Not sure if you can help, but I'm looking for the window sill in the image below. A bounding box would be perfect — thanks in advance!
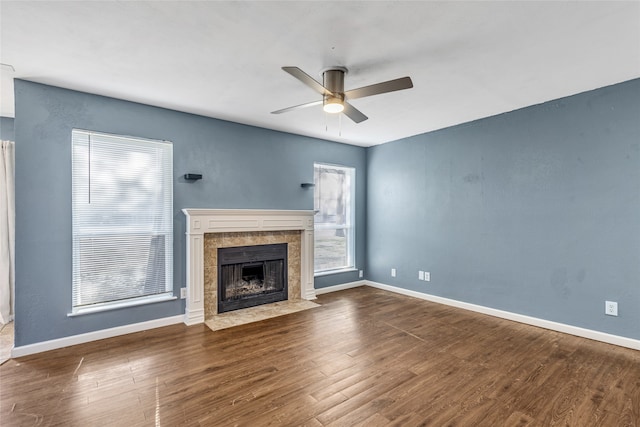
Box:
[314,267,358,277]
[68,294,177,317]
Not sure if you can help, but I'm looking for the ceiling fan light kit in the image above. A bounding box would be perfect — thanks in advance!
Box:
[272,65,413,124]
[323,95,344,113]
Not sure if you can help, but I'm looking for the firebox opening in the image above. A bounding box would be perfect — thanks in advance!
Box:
[242,263,263,284]
[218,243,288,313]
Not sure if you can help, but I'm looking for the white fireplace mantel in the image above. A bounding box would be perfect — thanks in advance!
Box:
[182,209,316,325]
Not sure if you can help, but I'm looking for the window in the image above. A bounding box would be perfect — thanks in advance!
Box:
[71,130,173,314]
[314,163,355,274]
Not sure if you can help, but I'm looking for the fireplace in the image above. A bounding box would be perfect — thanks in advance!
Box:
[218,243,288,313]
[182,209,315,325]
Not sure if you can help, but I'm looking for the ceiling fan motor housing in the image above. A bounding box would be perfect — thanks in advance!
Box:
[322,67,347,109]
[322,67,347,92]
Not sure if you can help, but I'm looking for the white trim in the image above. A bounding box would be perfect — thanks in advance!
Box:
[314,267,358,277]
[184,307,205,326]
[315,280,365,295]
[68,294,176,317]
[11,315,184,358]
[71,129,174,313]
[12,282,639,357]
[313,163,356,274]
[319,280,640,351]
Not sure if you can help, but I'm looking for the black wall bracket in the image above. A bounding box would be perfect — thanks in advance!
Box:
[184,173,203,181]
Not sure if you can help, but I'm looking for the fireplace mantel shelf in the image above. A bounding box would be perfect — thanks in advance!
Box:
[182,209,316,325]
[183,208,314,217]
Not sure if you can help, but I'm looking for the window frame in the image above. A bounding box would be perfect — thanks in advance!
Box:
[70,129,175,316]
[313,162,356,275]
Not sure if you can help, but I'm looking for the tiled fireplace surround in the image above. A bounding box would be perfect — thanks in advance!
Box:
[182,209,316,325]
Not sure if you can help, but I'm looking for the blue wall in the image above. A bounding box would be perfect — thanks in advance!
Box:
[14,77,640,347]
[14,80,366,346]
[0,116,14,141]
[367,78,640,340]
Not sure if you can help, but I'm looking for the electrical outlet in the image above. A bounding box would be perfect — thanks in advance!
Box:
[359,270,363,278]
[424,271,430,282]
[418,271,424,280]
[391,268,396,277]
[180,287,187,299]
[605,301,618,316]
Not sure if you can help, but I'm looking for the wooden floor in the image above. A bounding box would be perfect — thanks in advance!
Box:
[1,287,639,426]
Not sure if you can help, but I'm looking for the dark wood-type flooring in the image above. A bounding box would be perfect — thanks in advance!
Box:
[1,286,639,426]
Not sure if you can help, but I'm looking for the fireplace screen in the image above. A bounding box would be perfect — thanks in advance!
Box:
[218,243,288,313]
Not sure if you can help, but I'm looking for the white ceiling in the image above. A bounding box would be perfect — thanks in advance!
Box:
[1,1,639,147]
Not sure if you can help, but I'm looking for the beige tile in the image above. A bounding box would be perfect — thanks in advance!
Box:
[204,300,319,331]
[203,231,303,319]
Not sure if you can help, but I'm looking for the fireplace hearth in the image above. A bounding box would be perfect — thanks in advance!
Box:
[218,243,288,313]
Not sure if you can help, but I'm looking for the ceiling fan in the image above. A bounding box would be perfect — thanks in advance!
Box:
[271,66,413,123]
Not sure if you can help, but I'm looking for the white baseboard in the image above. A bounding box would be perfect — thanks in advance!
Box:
[11,315,184,358]
[315,280,366,295]
[322,280,640,351]
[12,281,639,357]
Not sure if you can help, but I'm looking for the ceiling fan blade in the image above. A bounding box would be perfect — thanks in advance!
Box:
[271,99,323,115]
[342,102,368,123]
[282,66,333,96]
[344,76,413,100]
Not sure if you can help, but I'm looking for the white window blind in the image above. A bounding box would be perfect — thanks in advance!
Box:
[313,163,355,273]
[72,130,173,313]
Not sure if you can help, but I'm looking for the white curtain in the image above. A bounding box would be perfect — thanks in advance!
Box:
[0,140,15,324]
